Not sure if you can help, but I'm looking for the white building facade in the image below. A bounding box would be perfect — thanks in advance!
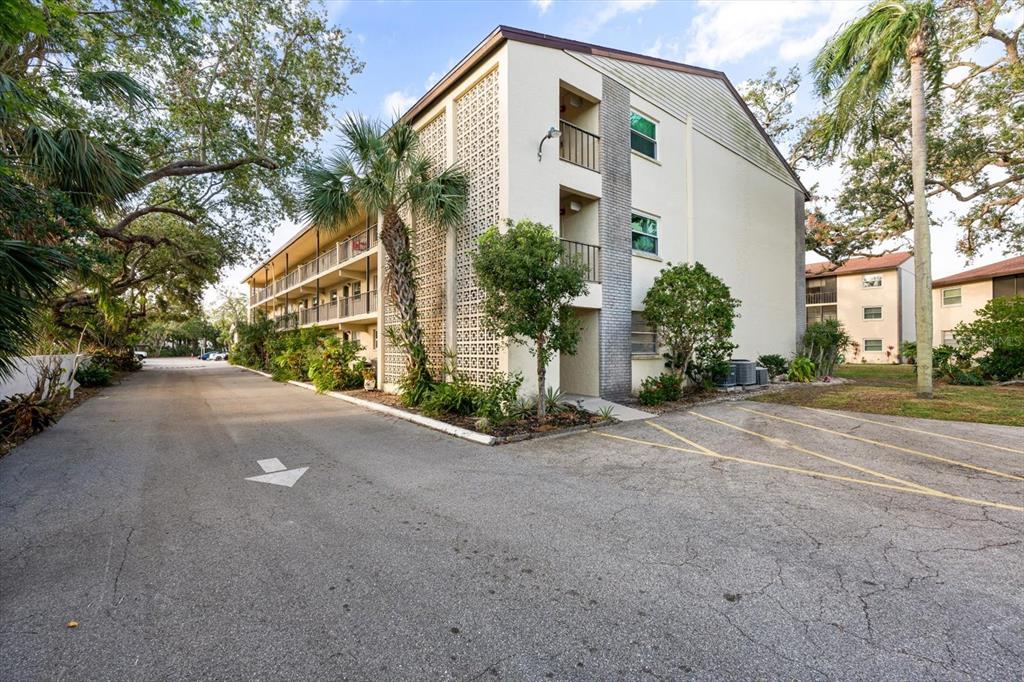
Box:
[245,27,808,399]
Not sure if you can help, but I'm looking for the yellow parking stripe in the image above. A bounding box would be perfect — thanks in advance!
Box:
[800,406,1023,455]
[598,426,1023,513]
[687,411,940,494]
[736,407,1024,482]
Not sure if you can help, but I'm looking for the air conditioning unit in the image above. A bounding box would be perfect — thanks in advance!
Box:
[730,359,757,386]
[755,367,769,386]
[715,363,737,388]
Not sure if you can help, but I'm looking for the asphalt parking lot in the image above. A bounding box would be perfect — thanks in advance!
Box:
[1,360,1021,679]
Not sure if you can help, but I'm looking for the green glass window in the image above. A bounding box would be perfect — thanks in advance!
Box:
[630,113,657,158]
[942,287,962,306]
[864,339,883,352]
[863,306,882,320]
[631,213,658,254]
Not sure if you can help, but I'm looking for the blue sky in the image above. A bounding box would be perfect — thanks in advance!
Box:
[220,0,1008,296]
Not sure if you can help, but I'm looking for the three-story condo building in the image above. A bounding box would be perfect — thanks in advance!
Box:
[243,26,809,399]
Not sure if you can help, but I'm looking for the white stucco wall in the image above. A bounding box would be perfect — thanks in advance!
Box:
[690,132,798,361]
[0,354,83,402]
[834,270,901,363]
[899,259,916,344]
[932,279,992,346]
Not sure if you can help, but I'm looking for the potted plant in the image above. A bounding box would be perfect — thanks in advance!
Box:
[362,366,377,391]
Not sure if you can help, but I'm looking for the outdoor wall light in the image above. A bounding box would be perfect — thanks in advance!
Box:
[537,125,560,161]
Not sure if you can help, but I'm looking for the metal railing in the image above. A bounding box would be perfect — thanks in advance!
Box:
[806,290,837,304]
[296,291,379,327]
[561,239,601,283]
[251,227,378,305]
[559,120,600,172]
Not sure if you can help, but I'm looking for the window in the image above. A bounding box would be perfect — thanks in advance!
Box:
[863,306,882,320]
[993,274,1023,299]
[862,274,882,288]
[806,305,837,326]
[942,330,957,347]
[372,327,378,350]
[942,287,962,306]
[631,312,657,355]
[630,112,657,158]
[864,339,883,352]
[631,213,659,254]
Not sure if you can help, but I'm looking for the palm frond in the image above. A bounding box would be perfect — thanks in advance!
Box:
[0,240,68,380]
[300,153,360,233]
[338,113,384,176]
[77,70,154,108]
[812,0,937,152]
[407,156,469,232]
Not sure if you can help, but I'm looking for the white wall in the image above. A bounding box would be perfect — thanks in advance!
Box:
[835,270,900,363]
[932,279,991,346]
[691,132,798,360]
[0,355,83,402]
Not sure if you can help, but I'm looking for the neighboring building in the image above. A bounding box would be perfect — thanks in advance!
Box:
[931,255,1024,347]
[805,252,915,363]
[243,26,808,398]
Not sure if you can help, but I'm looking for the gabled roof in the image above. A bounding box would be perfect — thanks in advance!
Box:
[401,25,808,198]
[932,255,1024,288]
[806,252,913,278]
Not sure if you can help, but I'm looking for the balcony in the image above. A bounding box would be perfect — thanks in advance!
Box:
[298,291,378,327]
[806,290,837,305]
[561,239,601,283]
[559,120,600,173]
[251,227,378,305]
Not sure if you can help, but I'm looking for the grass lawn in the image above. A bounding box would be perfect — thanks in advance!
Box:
[753,363,1024,427]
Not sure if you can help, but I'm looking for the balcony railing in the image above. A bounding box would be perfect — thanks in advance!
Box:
[297,291,378,327]
[806,290,837,305]
[251,227,378,305]
[561,239,601,283]
[559,120,600,172]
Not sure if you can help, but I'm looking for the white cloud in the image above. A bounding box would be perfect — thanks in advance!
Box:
[381,90,418,119]
[579,0,657,37]
[532,0,553,13]
[658,1,863,68]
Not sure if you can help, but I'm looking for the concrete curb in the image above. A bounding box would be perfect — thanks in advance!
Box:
[235,364,496,446]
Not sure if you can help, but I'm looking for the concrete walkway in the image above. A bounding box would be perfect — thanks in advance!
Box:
[563,393,655,421]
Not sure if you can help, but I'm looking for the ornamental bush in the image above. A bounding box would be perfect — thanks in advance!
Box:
[306,336,365,393]
[953,296,1024,381]
[643,262,740,386]
[800,319,849,377]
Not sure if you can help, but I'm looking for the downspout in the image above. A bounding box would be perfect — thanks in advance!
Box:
[284,253,289,329]
[263,266,268,317]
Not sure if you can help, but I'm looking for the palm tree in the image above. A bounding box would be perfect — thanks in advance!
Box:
[813,0,938,398]
[301,115,468,398]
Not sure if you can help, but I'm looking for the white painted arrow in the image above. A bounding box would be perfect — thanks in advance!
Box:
[246,458,308,487]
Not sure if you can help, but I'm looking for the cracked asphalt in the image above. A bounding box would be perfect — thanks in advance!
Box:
[1,358,1021,680]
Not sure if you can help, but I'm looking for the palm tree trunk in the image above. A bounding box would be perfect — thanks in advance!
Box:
[909,34,933,399]
[380,206,431,385]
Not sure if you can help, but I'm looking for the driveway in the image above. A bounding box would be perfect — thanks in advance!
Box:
[1,359,1021,679]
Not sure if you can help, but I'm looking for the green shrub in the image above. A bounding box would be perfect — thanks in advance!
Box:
[637,373,683,405]
[421,377,481,417]
[757,354,788,377]
[788,356,816,383]
[977,347,1024,382]
[306,336,364,393]
[91,349,142,373]
[800,320,849,377]
[476,372,524,424]
[74,362,112,387]
[900,341,916,364]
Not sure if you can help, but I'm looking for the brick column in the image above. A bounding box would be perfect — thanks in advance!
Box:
[598,76,633,400]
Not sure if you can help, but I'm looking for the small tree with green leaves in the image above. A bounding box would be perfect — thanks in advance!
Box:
[473,220,588,418]
[643,263,740,384]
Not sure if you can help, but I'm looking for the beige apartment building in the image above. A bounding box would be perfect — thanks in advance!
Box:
[931,255,1024,347]
[244,26,808,398]
[805,253,916,363]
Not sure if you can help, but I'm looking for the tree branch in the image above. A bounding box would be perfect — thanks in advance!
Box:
[139,156,278,186]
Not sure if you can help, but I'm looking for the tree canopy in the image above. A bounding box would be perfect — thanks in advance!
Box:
[1,0,361,360]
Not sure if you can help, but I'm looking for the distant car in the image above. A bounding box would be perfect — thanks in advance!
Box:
[134,350,147,360]
[209,351,228,361]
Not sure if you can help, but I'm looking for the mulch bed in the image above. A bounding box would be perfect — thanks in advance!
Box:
[343,389,607,439]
